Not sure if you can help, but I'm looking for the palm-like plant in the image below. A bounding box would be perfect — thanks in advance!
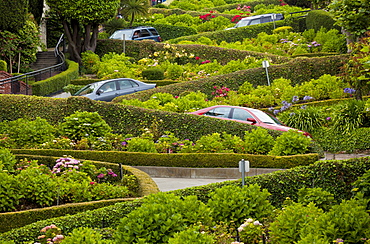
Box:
[120,0,150,28]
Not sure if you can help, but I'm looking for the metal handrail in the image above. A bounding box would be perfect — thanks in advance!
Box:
[0,34,66,95]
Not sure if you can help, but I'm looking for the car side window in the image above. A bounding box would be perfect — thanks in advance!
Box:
[261,16,272,23]
[100,82,116,92]
[249,18,261,25]
[129,80,139,87]
[140,29,151,37]
[232,108,254,121]
[205,107,231,118]
[148,28,158,35]
[118,80,133,89]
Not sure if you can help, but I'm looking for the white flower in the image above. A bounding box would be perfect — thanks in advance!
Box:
[253,220,262,226]
[237,226,244,232]
[246,218,253,223]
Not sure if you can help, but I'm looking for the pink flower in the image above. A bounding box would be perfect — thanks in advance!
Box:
[90,181,96,185]
[195,56,200,60]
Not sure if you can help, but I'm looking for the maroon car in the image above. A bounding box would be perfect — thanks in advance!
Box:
[189,105,311,137]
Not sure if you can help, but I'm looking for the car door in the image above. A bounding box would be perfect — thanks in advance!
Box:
[97,81,118,101]
[117,79,140,96]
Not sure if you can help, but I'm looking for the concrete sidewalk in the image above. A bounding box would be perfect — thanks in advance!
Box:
[152,178,238,192]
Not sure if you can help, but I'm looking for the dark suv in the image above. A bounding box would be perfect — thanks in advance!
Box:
[109,26,162,42]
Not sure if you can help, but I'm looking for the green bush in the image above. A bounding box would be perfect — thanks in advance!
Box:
[297,187,335,211]
[0,148,17,173]
[0,172,21,212]
[81,51,101,74]
[332,99,365,133]
[269,202,323,243]
[305,10,339,32]
[298,199,370,243]
[206,184,274,227]
[241,127,274,154]
[168,225,215,244]
[0,60,7,72]
[0,117,55,149]
[61,227,108,244]
[115,192,212,243]
[142,67,164,80]
[59,111,112,141]
[269,130,312,156]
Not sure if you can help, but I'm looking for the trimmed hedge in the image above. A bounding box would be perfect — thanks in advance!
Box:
[0,198,134,234]
[11,150,320,169]
[171,156,370,206]
[0,95,282,141]
[0,200,143,243]
[305,10,340,32]
[1,156,369,243]
[32,60,79,96]
[114,55,348,102]
[95,39,289,64]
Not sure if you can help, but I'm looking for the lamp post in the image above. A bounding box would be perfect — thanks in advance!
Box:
[272,13,276,29]
[262,60,270,86]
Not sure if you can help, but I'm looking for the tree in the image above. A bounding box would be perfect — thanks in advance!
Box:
[45,0,120,64]
[0,0,28,32]
[120,0,150,28]
[328,0,370,44]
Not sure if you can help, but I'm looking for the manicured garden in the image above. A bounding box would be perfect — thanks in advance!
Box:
[1,0,370,243]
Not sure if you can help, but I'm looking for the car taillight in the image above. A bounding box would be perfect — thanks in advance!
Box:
[158,36,162,42]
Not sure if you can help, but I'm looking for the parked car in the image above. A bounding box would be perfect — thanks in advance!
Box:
[73,78,156,102]
[189,105,311,137]
[109,26,162,42]
[226,13,284,30]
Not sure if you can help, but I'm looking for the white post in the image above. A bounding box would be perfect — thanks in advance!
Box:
[262,60,270,86]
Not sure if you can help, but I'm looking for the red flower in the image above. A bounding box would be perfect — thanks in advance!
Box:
[195,56,200,60]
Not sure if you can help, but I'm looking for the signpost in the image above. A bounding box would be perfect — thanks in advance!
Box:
[262,60,270,86]
[239,159,250,187]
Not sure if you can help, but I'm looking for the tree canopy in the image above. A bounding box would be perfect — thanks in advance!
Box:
[329,0,370,42]
[46,0,120,64]
[0,0,28,32]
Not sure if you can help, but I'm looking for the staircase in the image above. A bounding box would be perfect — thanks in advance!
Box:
[29,51,60,71]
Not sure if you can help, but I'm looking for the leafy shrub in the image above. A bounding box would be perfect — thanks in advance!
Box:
[269,202,323,243]
[237,218,266,244]
[352,169,370,209]
[297,187,335,211]
[241,127,274,154]
[59,111,112,141]
[0,60,7,71]
[0,117,55,148]
[168,225,215,244]
[115,193,212,243]
[165,63,184,80]
[142,67,164,80]
[0,172,21,212]
[206,184,274,227]
[16,163,58,207]
[299,199,370,243]
[81,51,101,74]
[0,148,17,172]
[269,130,312,156]
[62,227,107,244]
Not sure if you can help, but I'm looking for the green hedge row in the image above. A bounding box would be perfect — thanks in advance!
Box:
[305,10,340,32]
[32,60,79,96]
[0,198,133,234]
[167,20,293,44]
[1,156,369,243]
[115,55,348,102]
[95,39,289,64]
[10,150,319,169]
[0,95,281,141]
[0,200,143,243]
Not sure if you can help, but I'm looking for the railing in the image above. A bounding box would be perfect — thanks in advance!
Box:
[0,34,66,95]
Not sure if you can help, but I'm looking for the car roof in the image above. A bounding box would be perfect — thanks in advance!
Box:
[239,13,283,21]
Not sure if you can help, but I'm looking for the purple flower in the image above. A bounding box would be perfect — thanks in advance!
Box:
[343,88,356,94]
[97,173,105,179]
[292,96,299,103]
[121,141,127,146]
[300,105,307,109]
[303,96,313,101]
[326,117,331,120]
[289,112,295,116]
[273,110,280,115]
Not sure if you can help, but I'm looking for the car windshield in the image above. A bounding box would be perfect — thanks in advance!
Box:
[74,83,99,96]
[110,29,133,40]
[250,109,282,125]
[234,18,251,28]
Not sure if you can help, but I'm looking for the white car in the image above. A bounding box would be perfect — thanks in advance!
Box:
[226,13,284,30]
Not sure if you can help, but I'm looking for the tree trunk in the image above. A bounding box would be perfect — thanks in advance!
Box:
[62,19,82,64]
[83,23,99,52]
